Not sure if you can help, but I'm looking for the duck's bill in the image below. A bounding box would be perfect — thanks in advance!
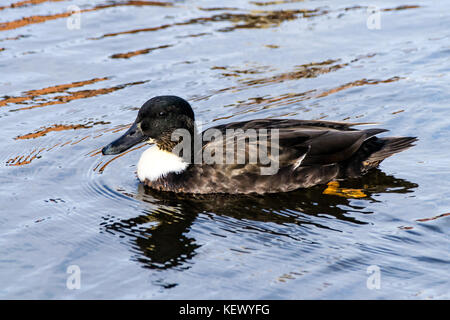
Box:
[102,122,146,155]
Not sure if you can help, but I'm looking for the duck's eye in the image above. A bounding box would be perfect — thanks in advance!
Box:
[159,111,166,117]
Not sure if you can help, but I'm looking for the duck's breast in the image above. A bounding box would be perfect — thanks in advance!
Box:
[137,145,188,182]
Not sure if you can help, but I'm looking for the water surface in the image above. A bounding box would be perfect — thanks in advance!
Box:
[0,0,449,299]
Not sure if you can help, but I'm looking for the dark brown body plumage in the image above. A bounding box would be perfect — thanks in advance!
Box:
[144,119,417,194]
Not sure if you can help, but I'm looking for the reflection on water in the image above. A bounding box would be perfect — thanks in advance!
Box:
[15,121,109,140]
[93,7,325,41]
[111,44,174,59]
[0,0,173,32]
[102,170,417,271]
[10,80,148,112]
[0,77,108,108]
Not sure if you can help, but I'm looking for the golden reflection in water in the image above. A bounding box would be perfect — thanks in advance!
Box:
[382,5,421,12]
[416,212,450,222]
[87,149,103,158]
[0,1,173,32]
[210,75,401,121]
[91,24,172,40]
[90,4,422,41]
[198,7,240,12]
[103,123,132,133]
[176,32,213,38]
[0,0,65,11]
[92,8,325,40]
[0,35,27,42]
[71,136,91,145]
[6,147,45,166]
[211,64,275,77]
[0,10,73,32]
[249,2,421,10]
[24,78,109,96]
[111,44,173,59]
[0,2,421,35]
[10,80,147,112]
[398,212,449,230]
[315,77,402,98]
[15,122,109,140]
[97,144,146,174]
[0,77,108,108]
[6,144,56,166]
[2,77,142,166]
[219,91,315,116]
[239,59,344,86]
[190,50,396,118]
[7,122,132,167]
[250,0,306,6]
[218,9,324,31]
[193,55,375,102]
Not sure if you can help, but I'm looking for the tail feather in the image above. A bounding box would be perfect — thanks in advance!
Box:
[342,136,417,178]
[363,128,389,138]
[366,136,417,163]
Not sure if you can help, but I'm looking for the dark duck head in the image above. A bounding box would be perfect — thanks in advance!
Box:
[102,95,195,155]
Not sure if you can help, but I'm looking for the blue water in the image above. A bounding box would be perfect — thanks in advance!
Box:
[0,0,449,299]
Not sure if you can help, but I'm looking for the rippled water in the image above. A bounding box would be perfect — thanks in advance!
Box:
[0,0,449,299]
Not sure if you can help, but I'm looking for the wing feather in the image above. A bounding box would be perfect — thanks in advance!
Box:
[201,119,387,171]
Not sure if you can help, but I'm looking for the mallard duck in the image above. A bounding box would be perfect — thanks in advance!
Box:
[102,96,416,194]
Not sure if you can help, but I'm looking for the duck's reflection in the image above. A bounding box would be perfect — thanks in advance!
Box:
[101,169,417,270]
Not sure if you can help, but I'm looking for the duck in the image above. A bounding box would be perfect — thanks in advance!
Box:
[102,95,417,194]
